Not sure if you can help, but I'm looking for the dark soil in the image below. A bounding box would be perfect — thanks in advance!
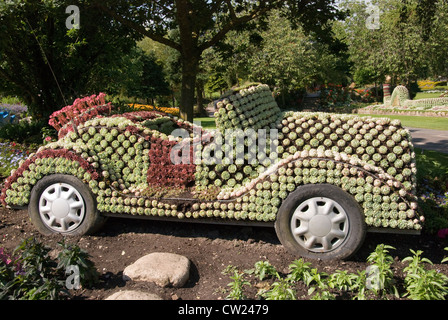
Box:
[1,206,448,301]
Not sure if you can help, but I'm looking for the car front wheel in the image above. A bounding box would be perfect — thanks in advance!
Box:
[275,184,366,260]
[28,174,106,236]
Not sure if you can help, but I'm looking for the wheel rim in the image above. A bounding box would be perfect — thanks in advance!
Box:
[290,197,349,253]
[38,183,86,233]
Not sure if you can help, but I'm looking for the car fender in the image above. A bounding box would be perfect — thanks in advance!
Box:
[0,148,99,208]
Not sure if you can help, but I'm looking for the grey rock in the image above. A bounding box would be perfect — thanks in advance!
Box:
[105,290,163,300]
[123,252,190,288]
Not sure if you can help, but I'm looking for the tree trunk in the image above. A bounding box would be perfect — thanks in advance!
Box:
[196,79,207,117]
[179,63,197,123]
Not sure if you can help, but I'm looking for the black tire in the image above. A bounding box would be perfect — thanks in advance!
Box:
[275,184,366,260]
[28,174,106,236]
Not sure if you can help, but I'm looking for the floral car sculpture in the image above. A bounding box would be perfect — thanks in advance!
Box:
[0,84,423,260]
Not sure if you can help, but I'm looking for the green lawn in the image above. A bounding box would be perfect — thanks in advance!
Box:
[194,117,217,129]
[414,92,446,99]
[415,147,448,169]
[360,114,448,131]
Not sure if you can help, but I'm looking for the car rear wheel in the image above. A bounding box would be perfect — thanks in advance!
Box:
[275,184,366,260]
[29,174,106,236]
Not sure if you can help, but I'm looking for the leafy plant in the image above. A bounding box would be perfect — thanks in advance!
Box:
[0,120,47,144]
[443,248,448,264]
[327,270,359,291]
[0,238,65,300]
[260,278,296,300]
[223,244,448,300]
[351,270,368,300]
[225,269,251,300]
[304,268,334,300]
[252,260,278,280]
[403,249,448,300]
[365,244,399,298]
[57,239,99,288]
[287,258,313,282]
[0,237,98,300]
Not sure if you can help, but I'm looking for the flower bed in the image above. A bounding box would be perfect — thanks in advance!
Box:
[0,103,28,126]
[0,142,32,178]
[131,104,180,117]
[418,80,447,91]
[319,84,353,108]
[358,85,448,117]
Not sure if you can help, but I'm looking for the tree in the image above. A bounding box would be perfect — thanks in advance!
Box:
[247,10,346,97]
[0,0,138,120]
[336,0,447,89]
[198,10,349,108]
[96,0,343,122]
[123,49,171,103]
[425,1,448,77]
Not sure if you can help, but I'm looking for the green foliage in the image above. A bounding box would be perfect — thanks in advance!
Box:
[327,270,360,292]
[366,244,399,298]
[252,261,278,280]
[416,149,448,187]
[417,198,448,235]
[96,1,343,121]
[0,237,98,300]
[0,0,138,120]
[414,148,448,234]
[122,49,171,102]
[286,258,312,282]
[206,9,347,105]
[403,249,448,300]
[222,265,250,300]
[224,244,448,300]
[443,248,448,264]
[0,238,65,300]
[261,278,296,300]
[57,239,99,288]
[0,120,48,144]
[336,0,448,86]
[353,67,378,86]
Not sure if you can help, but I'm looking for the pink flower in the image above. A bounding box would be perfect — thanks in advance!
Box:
[45,136,52,142]
[437,228,448,239]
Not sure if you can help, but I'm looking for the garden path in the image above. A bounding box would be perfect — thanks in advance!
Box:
[408,127,448,154]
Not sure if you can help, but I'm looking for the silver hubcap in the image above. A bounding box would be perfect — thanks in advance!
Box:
[38,183,85,233]
[290,197,349,253]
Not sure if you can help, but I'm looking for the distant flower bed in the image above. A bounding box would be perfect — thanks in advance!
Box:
[418,80,447,91]
[0,103,28,115]
[358,85,448,117]
[319,84,352,108]
[360,104,448,113]
[0,142,33,178]
[131,104,180,117]
[0,103,28,126]
[319,84,379,109]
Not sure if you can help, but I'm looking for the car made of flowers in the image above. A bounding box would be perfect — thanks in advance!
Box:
[0,84,423,260]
